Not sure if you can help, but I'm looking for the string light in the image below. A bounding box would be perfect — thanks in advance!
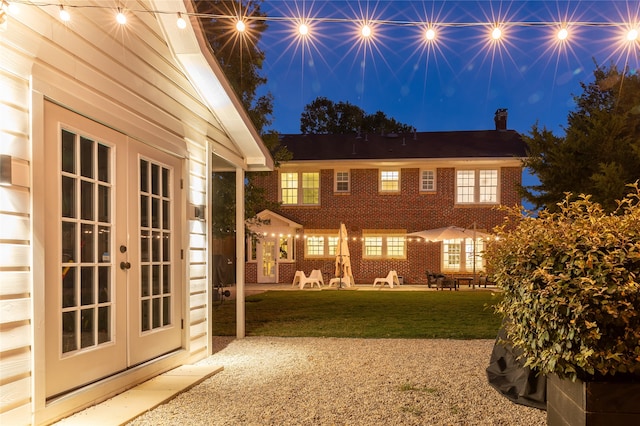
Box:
[176,12,186,29]
[115,8,126,25]
[557,27,569,40]
[2,0,638,54]
[235,18,246,32]
[491,26,502,40]
[425,27,436,41]
[298,22,308,36]
[58,5,69,22]
[361,23,372,38]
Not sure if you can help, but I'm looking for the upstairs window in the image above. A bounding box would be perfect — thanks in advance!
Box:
[380,170,400,192]
[280,171,320,205]
[335,171,350,193]
[456,169,498,204]
[421,169,436,192]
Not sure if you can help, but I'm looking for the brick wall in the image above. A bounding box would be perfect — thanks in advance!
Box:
[251,165,522,284]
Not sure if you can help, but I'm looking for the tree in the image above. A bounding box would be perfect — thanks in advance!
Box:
[522,63,640,212]
[300,97,415,135]
[196,1,290,238]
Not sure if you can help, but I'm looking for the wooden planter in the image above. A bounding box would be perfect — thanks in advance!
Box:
[547,374,640,425]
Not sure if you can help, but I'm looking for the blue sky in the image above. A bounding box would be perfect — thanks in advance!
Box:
[256,1,639,137]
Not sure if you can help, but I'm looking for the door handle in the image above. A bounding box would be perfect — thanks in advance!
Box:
[120,261,131,270]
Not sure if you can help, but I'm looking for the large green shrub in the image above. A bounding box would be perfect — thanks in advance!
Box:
[486,187,640,380]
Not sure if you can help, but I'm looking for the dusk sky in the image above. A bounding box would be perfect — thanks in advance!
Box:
[254,1,640,137]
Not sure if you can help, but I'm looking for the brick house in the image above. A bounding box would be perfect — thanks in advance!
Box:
[247,111,527,285]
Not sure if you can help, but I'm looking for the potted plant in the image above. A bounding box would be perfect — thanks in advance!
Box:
[485,187,640,425]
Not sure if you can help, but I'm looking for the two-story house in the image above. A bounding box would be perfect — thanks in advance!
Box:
[247,111,526,285]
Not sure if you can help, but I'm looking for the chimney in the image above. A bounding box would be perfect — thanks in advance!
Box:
[494,108,508,131]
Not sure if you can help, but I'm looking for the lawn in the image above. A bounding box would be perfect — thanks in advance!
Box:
[212,290,503,339]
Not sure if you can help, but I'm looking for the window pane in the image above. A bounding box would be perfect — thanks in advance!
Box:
[421,170,435,191]
[80,137,94,179]
[380,171,399,192]
[387,237,405,258]
[98,266,110,303]
[336,171,349,192]
[81,266,94,305]
[456,170,475,203]
[151,163,160,195]
[81,224,94,263]
[140,160,149,193]
[280,172,298,204]
[98,185,110,223]
[98,143,110,183]
[443,239,461,269]
[62,130,76,174]
[279,237,288,260]
[80,181,94,221]
[98,306,110,344]
[365,236,382,257]
[479,170,498,203]
[306,236,324,256]
[62,266,76,308]
[302,172,319,204]
[80,308,94,348]
[62,176,76,218]
[162,296,171,326]
[62,311,77,353]
[62,221,76,263]
[328,236,339,256]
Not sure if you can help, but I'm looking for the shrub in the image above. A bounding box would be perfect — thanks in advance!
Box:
[485,186,640,380]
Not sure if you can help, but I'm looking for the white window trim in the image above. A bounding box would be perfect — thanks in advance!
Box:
[455,169,500,205]
[379,169,401,193]
[363,232,407,260]
[334,170,350,193]
[420,169,436,192]
[304,233,338,259]
[280,171,320,205]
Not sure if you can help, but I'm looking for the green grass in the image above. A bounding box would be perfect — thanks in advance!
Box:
[212,290,502,339]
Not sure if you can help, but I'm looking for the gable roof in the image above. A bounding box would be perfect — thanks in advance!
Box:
[279,130,527,161]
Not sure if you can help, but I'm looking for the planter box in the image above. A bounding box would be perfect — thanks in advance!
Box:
[547,374,640,425]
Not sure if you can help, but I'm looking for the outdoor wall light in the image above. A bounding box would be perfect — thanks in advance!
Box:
[0,155,12,186]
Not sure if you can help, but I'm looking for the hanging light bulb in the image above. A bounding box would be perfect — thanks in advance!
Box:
[627,28,639,41]
[491,26,502,40]
[361,23,372,38]
[425,27,436,41]
[236,19,246,32]
[557,27,569,40]
[298,22,309,36]
[116,8,126,25]
[59,5,70,22]
[176,12,186,29]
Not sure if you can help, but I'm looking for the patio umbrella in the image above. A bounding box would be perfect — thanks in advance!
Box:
[407,225,489,242]
[334,223,354,288]
[408,225,490,285]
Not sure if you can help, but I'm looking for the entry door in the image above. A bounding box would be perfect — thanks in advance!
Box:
[44,102,183,398]
[257,239,277,283]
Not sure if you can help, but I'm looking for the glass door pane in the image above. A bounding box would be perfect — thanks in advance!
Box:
[60,129,113,354]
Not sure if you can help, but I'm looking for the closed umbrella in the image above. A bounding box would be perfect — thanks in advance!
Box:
[334,223,354,288]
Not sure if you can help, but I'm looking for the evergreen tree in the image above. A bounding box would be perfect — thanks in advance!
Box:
[522,63,640,212]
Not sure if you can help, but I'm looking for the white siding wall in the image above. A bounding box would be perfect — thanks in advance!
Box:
[0,66,32,425]
[0,1,255,423]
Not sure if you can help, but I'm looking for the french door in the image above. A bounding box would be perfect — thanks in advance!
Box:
[256,239,277,283]
[44,102,183,398]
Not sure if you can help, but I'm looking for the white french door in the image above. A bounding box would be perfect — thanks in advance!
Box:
[44,102,183,398]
